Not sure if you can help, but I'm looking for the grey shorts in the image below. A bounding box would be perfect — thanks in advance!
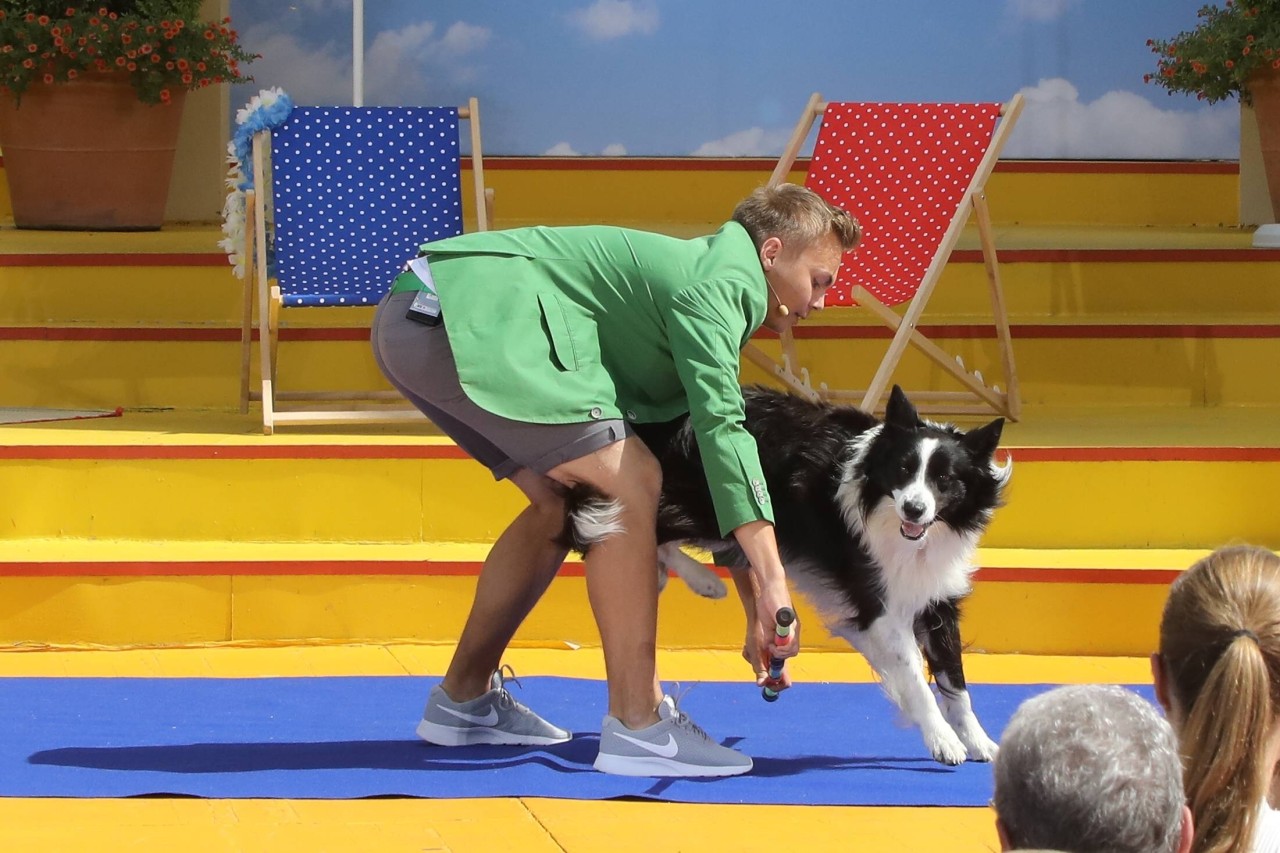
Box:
[371,290,632,481]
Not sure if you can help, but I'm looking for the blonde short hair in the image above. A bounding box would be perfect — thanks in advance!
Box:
[731,183,861,254]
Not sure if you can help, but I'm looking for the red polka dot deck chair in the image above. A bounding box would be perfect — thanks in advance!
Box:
[236,99,492,434]
[743,93,1025,420]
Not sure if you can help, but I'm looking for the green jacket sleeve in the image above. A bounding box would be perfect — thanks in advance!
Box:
[666,281,775,536]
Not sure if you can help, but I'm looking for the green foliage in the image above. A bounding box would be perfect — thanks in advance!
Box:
[1147,0,1280,105]
[0,1,256,104]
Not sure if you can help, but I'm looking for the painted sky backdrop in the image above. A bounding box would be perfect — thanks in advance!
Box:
[229,0,1241,159]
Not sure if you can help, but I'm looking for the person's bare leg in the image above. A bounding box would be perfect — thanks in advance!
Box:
[441,467,568,701]
[550,436,664,729]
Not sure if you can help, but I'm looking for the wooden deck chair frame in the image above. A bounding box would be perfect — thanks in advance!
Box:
[237,98,494,434]
[743,92,1025,421]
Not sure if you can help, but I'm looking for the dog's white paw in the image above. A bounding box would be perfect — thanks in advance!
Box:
[659,545,727,599]
[963,731,999,763]
[924,727,969,766]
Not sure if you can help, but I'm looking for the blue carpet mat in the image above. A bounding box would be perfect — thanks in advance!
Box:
[1,676,1153,805]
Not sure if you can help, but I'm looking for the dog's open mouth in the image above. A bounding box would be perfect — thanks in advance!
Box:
[900,520,932,541]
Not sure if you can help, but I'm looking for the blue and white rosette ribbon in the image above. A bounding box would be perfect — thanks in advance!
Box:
[219,87,294,278]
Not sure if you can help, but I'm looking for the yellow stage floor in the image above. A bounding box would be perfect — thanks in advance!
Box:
[0,644,1151,852]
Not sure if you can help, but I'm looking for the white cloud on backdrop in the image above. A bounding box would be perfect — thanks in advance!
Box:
[1006,0,1080,22]
[690,78,1237,160]
[241,18,490,105]
[567,0,660,40]
[543,142,631,156]
[691,126,797,157]
[1005,77,1238,159]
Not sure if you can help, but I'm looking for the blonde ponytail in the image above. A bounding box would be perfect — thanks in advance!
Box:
[1159,546,1280,853]
[1177,634,1270,853]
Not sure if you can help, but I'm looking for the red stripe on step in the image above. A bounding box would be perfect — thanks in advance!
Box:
[1003,447,1280,463]
[1,445,1276,463]
[6,323,1280,343]
[782,324,1280,340]
[0,445,470,461]
[974,567,1182,584]
[952,248,1280,263]
[0,561,1180,582]
[0,327,372,342]
[0,253,226,267]
[0,560,586,578]
[2,246,1273,270]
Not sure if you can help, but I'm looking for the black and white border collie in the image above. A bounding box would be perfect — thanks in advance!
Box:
[565,384,1011,766]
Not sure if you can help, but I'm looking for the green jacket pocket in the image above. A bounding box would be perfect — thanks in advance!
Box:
[538,292,579,372]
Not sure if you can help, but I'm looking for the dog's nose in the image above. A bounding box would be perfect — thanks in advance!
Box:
[902,499,927,520]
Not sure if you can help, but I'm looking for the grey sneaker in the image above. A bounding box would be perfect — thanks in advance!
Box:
[593,694,753,777]
[415,666,571,747]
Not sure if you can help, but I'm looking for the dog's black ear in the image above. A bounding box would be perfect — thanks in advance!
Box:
[962,417,1004,459]
[884,385,920,430]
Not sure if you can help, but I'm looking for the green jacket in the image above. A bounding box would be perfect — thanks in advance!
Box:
[390,221,773,535]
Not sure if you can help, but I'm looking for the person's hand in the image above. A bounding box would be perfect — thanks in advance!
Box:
[730,521,799,693]
[751,581,799,693]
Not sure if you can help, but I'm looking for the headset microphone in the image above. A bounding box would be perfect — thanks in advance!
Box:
[767,282,789,317]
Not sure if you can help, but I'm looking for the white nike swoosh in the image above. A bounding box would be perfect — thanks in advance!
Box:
[439,705,499,726]
[612,731,679,758]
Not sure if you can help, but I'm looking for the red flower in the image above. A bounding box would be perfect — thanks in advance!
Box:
[67,68,77,78]
[42,73,53,83]
[1226,59,1235,68]
[114,55,126,66]
[37,15,50,25]
[159,89,171,103]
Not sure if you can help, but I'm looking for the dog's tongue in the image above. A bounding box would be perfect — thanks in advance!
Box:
[901,521,926,540]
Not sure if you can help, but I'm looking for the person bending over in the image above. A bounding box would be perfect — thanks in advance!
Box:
[371,183,861,777]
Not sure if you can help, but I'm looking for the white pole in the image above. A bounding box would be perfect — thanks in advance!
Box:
[352,0,365,107]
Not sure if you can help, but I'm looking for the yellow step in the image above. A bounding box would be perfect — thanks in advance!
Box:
[3,224,1273,327]
[0,539,1185,653]
[1,408,1277,550]
[3,322,1279,410]
[0,157,1243,230]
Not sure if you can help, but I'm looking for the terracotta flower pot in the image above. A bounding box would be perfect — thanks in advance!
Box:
[0,73,187,231]
[1250,65,1280,221]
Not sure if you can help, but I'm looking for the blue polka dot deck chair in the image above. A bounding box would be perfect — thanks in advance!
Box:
[742,93,1024,421]
[237,99,492,434]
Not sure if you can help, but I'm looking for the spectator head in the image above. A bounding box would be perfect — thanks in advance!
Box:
[1154,544,1280,853]
[993,684,1192,853]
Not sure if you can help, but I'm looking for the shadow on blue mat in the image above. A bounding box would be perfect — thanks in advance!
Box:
[3,675,1153,805]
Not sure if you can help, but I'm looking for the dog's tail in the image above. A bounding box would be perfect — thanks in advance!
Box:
[559,484,625,555]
